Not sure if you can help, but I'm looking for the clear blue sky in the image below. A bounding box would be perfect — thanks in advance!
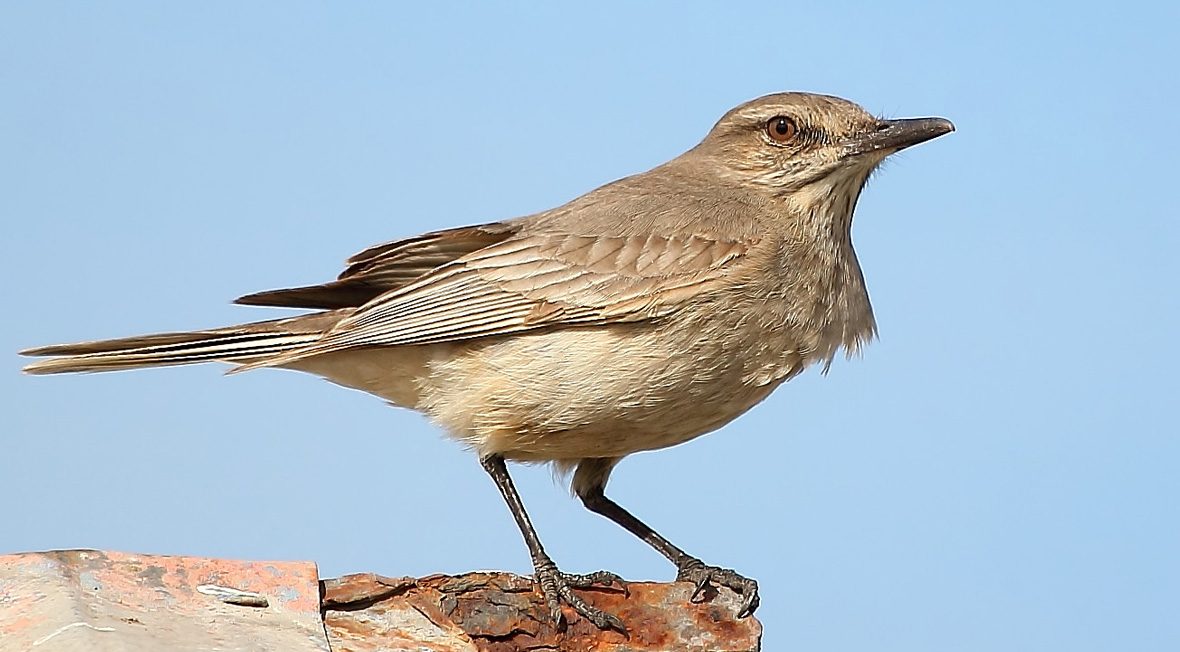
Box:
[3,3,1176,650]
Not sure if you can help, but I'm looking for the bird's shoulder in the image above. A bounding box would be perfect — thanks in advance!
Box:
[519,162,774,242]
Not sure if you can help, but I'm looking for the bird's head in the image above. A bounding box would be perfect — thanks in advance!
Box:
[693,92,953,195]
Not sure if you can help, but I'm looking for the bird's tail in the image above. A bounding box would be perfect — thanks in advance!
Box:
[20,311,347,375]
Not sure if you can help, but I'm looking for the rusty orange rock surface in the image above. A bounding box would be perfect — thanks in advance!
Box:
[0,550,761,651]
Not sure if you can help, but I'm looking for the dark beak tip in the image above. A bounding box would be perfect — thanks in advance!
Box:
[900,116,955,137]
[891,116,955,148]
[847,115,954,158]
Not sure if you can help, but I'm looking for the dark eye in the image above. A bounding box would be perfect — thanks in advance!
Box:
[766,115,797,143]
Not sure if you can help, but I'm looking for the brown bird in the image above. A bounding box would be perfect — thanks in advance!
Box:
[22,92,953,632]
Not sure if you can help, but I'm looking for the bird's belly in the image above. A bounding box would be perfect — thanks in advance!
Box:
[417,317,803,461]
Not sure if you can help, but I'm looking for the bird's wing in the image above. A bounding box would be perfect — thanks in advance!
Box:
[237,231,752,369]
[235,222,519,309]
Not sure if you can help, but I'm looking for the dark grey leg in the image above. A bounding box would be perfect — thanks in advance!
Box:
[480,454,627,632]
[575,460,759,617]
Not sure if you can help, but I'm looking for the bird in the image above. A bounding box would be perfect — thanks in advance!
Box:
[21,91,953,632]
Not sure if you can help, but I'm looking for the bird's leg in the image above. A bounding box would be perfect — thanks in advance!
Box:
[479,454,627,632]
[577,483,760,617]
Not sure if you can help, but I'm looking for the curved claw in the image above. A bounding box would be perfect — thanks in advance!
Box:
[565,570,630,597]
[689,573,711,603]
[533,562,629,635]
[736,588,760,619]
[676,558,760,618]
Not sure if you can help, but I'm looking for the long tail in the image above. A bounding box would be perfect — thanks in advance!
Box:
[20,310,349,375]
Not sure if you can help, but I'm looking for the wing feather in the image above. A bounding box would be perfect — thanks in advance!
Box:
[235,223,518,309]
[236,232,753,370]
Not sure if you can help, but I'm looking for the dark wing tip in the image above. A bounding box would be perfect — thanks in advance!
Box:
[19,344,55,357]
[235,283,381,310]
[234,289,301,307]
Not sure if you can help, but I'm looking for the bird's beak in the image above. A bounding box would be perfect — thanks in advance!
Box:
[843,117,954,158]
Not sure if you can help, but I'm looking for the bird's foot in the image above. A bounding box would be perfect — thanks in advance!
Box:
[533,559,628,633]
[675,557,760,617]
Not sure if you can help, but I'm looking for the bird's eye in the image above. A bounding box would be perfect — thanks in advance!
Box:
[766,116,797,143]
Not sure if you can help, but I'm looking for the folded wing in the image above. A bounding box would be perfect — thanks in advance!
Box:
[237,231,752,370]
[236,222,518,309]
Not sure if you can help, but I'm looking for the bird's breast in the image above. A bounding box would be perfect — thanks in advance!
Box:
[414,293,821,461]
